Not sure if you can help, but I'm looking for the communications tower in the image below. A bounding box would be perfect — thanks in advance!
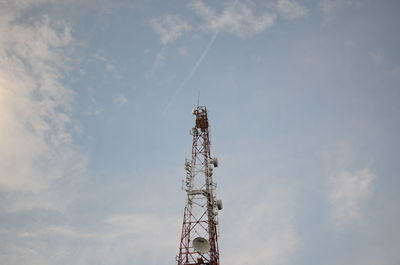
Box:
[176,106,222,265]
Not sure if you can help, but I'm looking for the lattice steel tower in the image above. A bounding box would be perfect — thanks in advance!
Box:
[176,106,222,265]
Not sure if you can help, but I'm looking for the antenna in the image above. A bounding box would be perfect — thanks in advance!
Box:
[176,106,222,265]
[197,91,200,107]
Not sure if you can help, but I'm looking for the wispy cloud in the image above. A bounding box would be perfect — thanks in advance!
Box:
[83,97,102,116]
[320,0,366,23]
[163,0,278,112]
[113,94,128,105]
[94,53,121,79]
[163,31,218,114]
[149,14,192,45]
[320,0,336,22]
[329,168,375,227]
[145,46,166,79]
[385,66,400,79]
[4,214,180,265]
[178,47,188,56]
[147,14,191,78]
[368,50,384,66]
[223,188,298,265]
[152,48,166,69]
[276,0,309,20]
[105,63,121,79]
[189,0,276,38]
[0,7,86,211]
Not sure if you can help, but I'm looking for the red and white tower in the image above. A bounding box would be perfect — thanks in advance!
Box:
[177,106,222,265]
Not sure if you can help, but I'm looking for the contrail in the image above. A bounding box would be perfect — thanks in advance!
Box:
[163,31,218,114]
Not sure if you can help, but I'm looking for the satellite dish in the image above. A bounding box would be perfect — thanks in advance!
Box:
[193,237,210,253]
[216,199,223,210]
[212,157,218,167]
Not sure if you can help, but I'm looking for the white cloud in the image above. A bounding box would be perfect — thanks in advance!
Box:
[149,14,192,45]
[0,7,86,210]
[189,0,276,38]
[329,168,375,227]
[277,0,309,20]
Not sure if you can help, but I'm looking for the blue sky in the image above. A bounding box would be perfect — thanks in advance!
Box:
[1,0,399,264]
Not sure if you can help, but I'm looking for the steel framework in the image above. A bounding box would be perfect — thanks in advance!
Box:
[177,106,221,265]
